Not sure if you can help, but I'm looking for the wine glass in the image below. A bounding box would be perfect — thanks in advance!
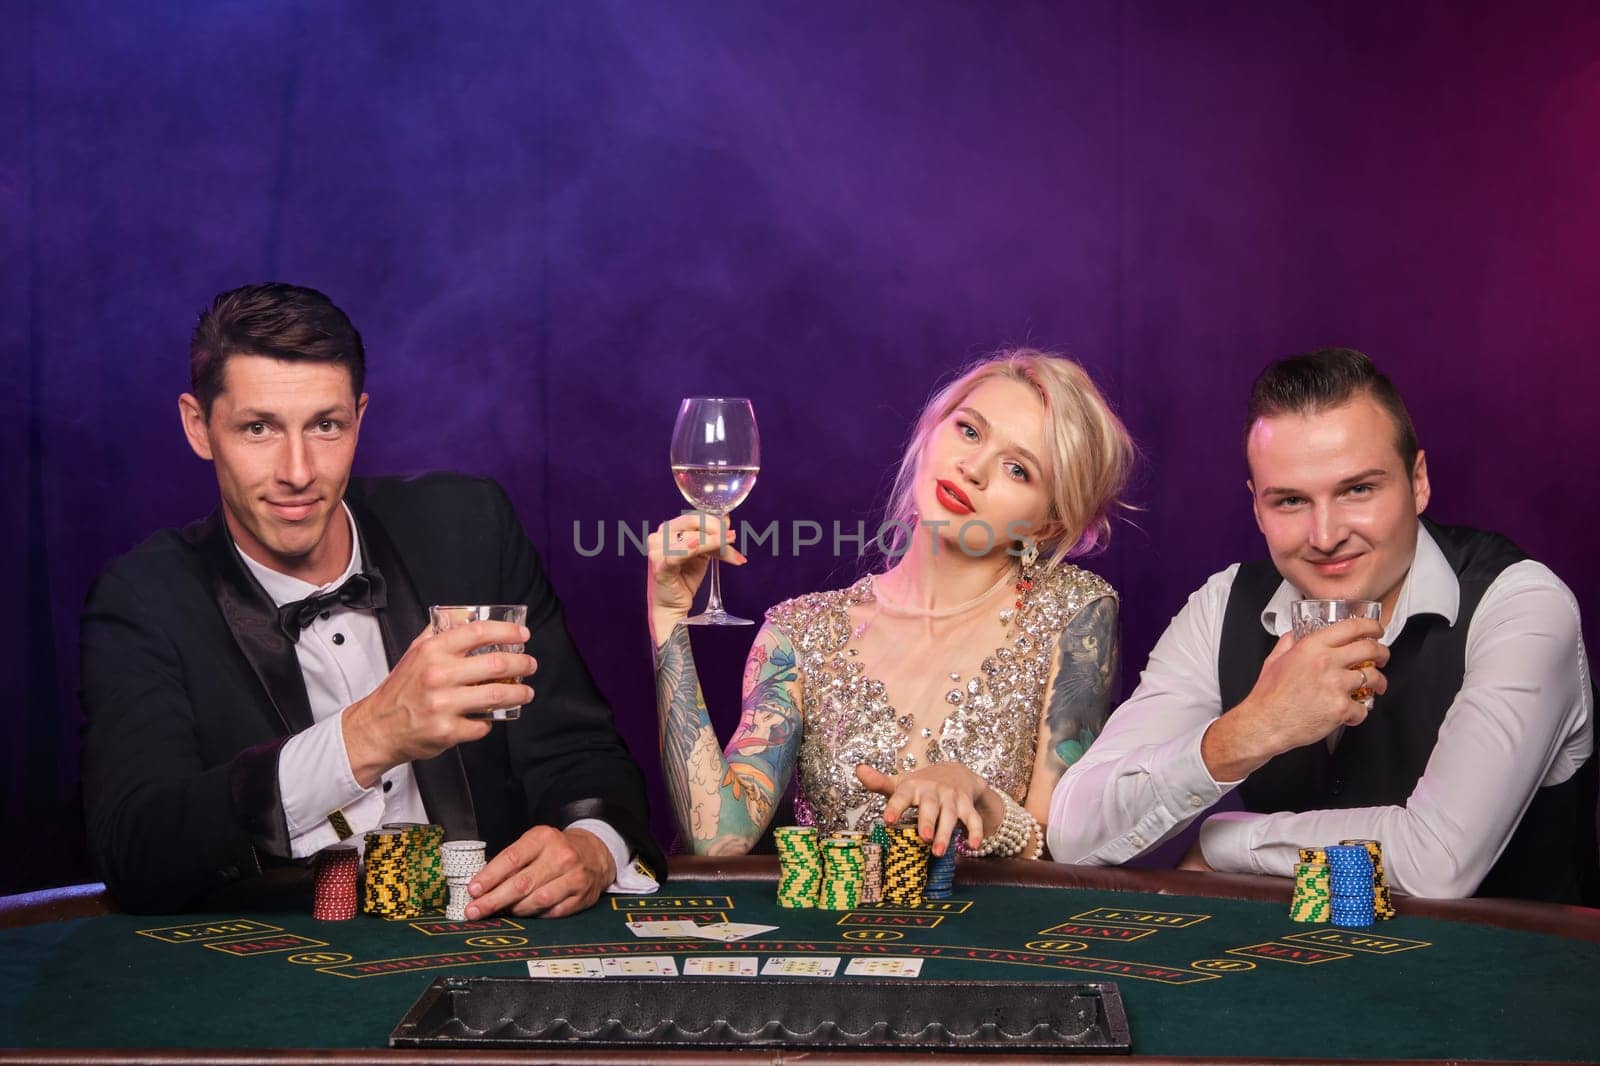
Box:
[670,397,760,625]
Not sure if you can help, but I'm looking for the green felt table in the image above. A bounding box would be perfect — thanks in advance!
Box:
[3,856,1599,1064]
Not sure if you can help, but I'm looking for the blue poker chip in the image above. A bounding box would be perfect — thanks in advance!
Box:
[1331,906,1375,927]
[1326,846,1374,893]
[1331,896,1376,916]
[1325,845,1373,870]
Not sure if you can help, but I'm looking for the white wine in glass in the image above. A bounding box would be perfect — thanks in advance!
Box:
[670,397,760,625]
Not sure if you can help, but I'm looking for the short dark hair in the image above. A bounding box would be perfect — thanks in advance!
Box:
[1246,347,1419,475]
[189,283,365,416]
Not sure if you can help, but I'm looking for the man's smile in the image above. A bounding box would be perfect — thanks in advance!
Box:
[1307,552,1363,576]
[266,498,320,521]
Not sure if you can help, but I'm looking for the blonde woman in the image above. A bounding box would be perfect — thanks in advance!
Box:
[648,350,1134,859]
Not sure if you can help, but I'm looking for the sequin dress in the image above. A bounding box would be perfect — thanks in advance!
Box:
[764,564,1115,833]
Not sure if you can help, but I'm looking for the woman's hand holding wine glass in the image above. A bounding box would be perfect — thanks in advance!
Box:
[647,514,748,646]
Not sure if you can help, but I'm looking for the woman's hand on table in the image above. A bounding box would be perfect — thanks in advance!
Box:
[855,761,1002,855]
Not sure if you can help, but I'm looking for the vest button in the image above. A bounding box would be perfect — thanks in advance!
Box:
[1330,778,1344,796]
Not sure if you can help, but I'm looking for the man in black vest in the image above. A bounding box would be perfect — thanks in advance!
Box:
[1048,348,1597,902]
[80,283,665,914]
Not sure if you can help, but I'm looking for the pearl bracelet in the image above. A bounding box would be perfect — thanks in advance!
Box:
[972,787,1042,859]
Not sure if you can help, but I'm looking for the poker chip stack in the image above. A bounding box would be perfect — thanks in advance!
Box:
[440,840,488,922]
[860,843,884,904]
[882,824,931,907]
[1289,861,1331,923]
[924,826,964,901]
[1341,839,1396,921]
[362,828,415,918]
[775,826,823,908]
[311,844,359,921]
[415,824,448,912]
[820,836,867,910]
[1325,844,1376,927]
[383,821,447,916]
[869,819,892,851]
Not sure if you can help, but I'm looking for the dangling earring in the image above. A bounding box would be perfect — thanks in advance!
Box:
[1014,540,1038,610]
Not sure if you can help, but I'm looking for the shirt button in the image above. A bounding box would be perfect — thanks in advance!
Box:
[332,633,345,645]
[1129,834,1145,848]
[383,780,393,793]
[1189,795,1205,808]
[320,611,331,620]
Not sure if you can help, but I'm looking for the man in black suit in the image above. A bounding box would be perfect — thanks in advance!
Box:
[80,283,664,915]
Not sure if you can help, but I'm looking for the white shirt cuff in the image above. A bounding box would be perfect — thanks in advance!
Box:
[1154,724,1237,818]
[278,709,382,858]
[568,818,658,894]
[1198,810,1267,874]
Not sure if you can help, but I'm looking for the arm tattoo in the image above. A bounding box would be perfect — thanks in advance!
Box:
[1044,595,1120,774]
[653,623,803,854]
[654,626,711,841]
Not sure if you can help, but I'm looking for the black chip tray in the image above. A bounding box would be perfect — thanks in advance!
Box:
[390,975,1131,1053]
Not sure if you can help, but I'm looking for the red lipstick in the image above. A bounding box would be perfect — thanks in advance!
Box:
[935,479,974,515]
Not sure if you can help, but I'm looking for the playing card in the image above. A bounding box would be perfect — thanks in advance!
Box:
[683,956,760,976]
[695,921,780,942]
[600,955,679,977]
[760,956,839,977]
[526,958,605,978]
[625,919,701,938]
[845,957,924,977]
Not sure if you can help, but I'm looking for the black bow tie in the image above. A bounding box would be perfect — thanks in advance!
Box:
[277,571,387,642]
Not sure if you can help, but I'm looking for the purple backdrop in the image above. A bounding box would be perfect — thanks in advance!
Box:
[4,1,1597,892]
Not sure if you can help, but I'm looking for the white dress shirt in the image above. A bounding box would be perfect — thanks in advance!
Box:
[240,505,652,892]
[1048,522,1593,897]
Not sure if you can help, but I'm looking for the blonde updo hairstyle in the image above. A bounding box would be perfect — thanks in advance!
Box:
[882,349,1135,568]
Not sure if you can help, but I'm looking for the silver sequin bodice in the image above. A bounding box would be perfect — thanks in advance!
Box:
[764,564,1114,833]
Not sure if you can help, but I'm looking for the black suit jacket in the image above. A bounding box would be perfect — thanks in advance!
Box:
[80,473,664,912]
